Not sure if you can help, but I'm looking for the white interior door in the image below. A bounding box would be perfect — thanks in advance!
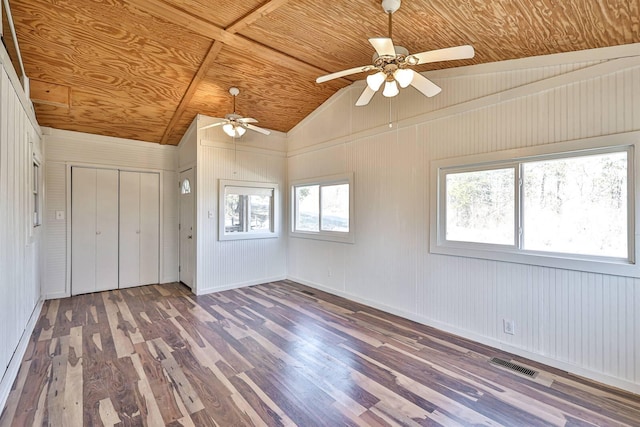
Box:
[179,168,194,288]
[119,171,141,288]
[95,169,119,291]
[139,172,159,285]
[119,171,160,288]
[71,167,118,295]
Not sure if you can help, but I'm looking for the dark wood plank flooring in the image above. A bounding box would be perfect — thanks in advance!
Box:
[1,280,639,426]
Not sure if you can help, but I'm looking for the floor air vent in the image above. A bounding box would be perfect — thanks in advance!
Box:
[489,357,539,378]
[299,290,315,296]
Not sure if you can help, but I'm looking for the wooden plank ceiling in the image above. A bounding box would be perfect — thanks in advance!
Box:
[9,0,639,145]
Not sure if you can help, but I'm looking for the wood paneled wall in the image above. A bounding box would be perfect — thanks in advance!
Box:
[0,47,43,410]
[286,45,640,393]
[43,129,179,299]
[191,116,288,294]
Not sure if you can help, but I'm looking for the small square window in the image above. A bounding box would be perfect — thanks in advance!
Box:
[219,180,278,241]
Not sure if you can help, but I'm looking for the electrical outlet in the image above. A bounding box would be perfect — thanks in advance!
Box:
[327,268,332,277]
[503,319,515,335]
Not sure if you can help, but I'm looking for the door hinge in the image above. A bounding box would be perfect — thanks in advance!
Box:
[178,223,181,230]
[179,266,181,272]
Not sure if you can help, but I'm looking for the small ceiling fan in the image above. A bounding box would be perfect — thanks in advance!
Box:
[316,0,474,106]
[200,87,271,137]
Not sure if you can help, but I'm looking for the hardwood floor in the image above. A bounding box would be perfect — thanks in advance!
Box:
[1,280,638,426]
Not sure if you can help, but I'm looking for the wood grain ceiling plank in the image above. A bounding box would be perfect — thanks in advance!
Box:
[30,79,71,108]
[11,0,211,143]
[160,41,224,144]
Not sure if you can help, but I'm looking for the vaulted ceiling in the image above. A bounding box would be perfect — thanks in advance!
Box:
[8,0,639,145]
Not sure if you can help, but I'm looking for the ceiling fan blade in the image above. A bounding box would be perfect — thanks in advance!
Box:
[410,73,442,97]
[238,117,258,123]
[246,124,271,136]
[199,121,226,130]
[411,45,475,65]
[355,86,376,107]
[369,37,396,57]
[316,65,372,83]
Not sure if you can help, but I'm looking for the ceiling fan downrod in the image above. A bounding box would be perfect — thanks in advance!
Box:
[382,0,400,38]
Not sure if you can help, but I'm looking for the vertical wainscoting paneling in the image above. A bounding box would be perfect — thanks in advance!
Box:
[44,162,67,298]
[287,48,640,393]
[195,132,287,294]
[0,61,43,410]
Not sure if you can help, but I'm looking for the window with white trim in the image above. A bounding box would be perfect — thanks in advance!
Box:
[219,180,278,241]
[291,173,354,243]
[431,136,636,276]
[32,157,41,227]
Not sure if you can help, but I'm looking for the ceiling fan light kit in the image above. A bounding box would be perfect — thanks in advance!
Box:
[199,87,271,137]
[223,122,246,138]
[316,0,475,106]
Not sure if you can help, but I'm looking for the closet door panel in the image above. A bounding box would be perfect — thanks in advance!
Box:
[118,171,141,288]
[139,172,159,285]
[95,169,119,292]
[71,168,97,295]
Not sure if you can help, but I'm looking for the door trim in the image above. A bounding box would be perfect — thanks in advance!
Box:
[179,167,195,290]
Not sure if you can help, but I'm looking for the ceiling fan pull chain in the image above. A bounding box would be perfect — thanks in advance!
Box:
[234,138,238,175]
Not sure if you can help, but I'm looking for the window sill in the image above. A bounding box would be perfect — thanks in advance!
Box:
[430,242,640,278]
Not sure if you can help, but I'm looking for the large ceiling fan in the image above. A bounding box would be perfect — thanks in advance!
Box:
[200,87,271,137]
[316,0,474,106]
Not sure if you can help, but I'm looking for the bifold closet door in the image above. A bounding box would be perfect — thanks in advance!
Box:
[119,171,159,288]
[71,167,119,295]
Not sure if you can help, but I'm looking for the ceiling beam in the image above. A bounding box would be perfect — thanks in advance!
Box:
[225,0,291,34]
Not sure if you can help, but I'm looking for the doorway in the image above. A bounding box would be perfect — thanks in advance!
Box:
[179,168,195,288]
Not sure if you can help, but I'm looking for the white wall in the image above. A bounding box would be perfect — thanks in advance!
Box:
[43,128,179,298]
[287,44,640,394]
[0,45,44,410]
[192,115,287,294]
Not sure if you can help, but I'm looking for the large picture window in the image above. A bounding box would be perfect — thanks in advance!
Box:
[291,173,354,243]
[219,180,278,241]
[431,134,636,276]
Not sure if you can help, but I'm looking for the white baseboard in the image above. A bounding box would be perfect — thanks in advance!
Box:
[196,275,287,296]
[0,298,45,413]
[43,291,68,300]
[287,275,640,395]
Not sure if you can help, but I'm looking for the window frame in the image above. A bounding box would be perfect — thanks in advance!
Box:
[32,154,41,228]
[218,179,279,241]
[430,133,638,277]
[290,173,355,244]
